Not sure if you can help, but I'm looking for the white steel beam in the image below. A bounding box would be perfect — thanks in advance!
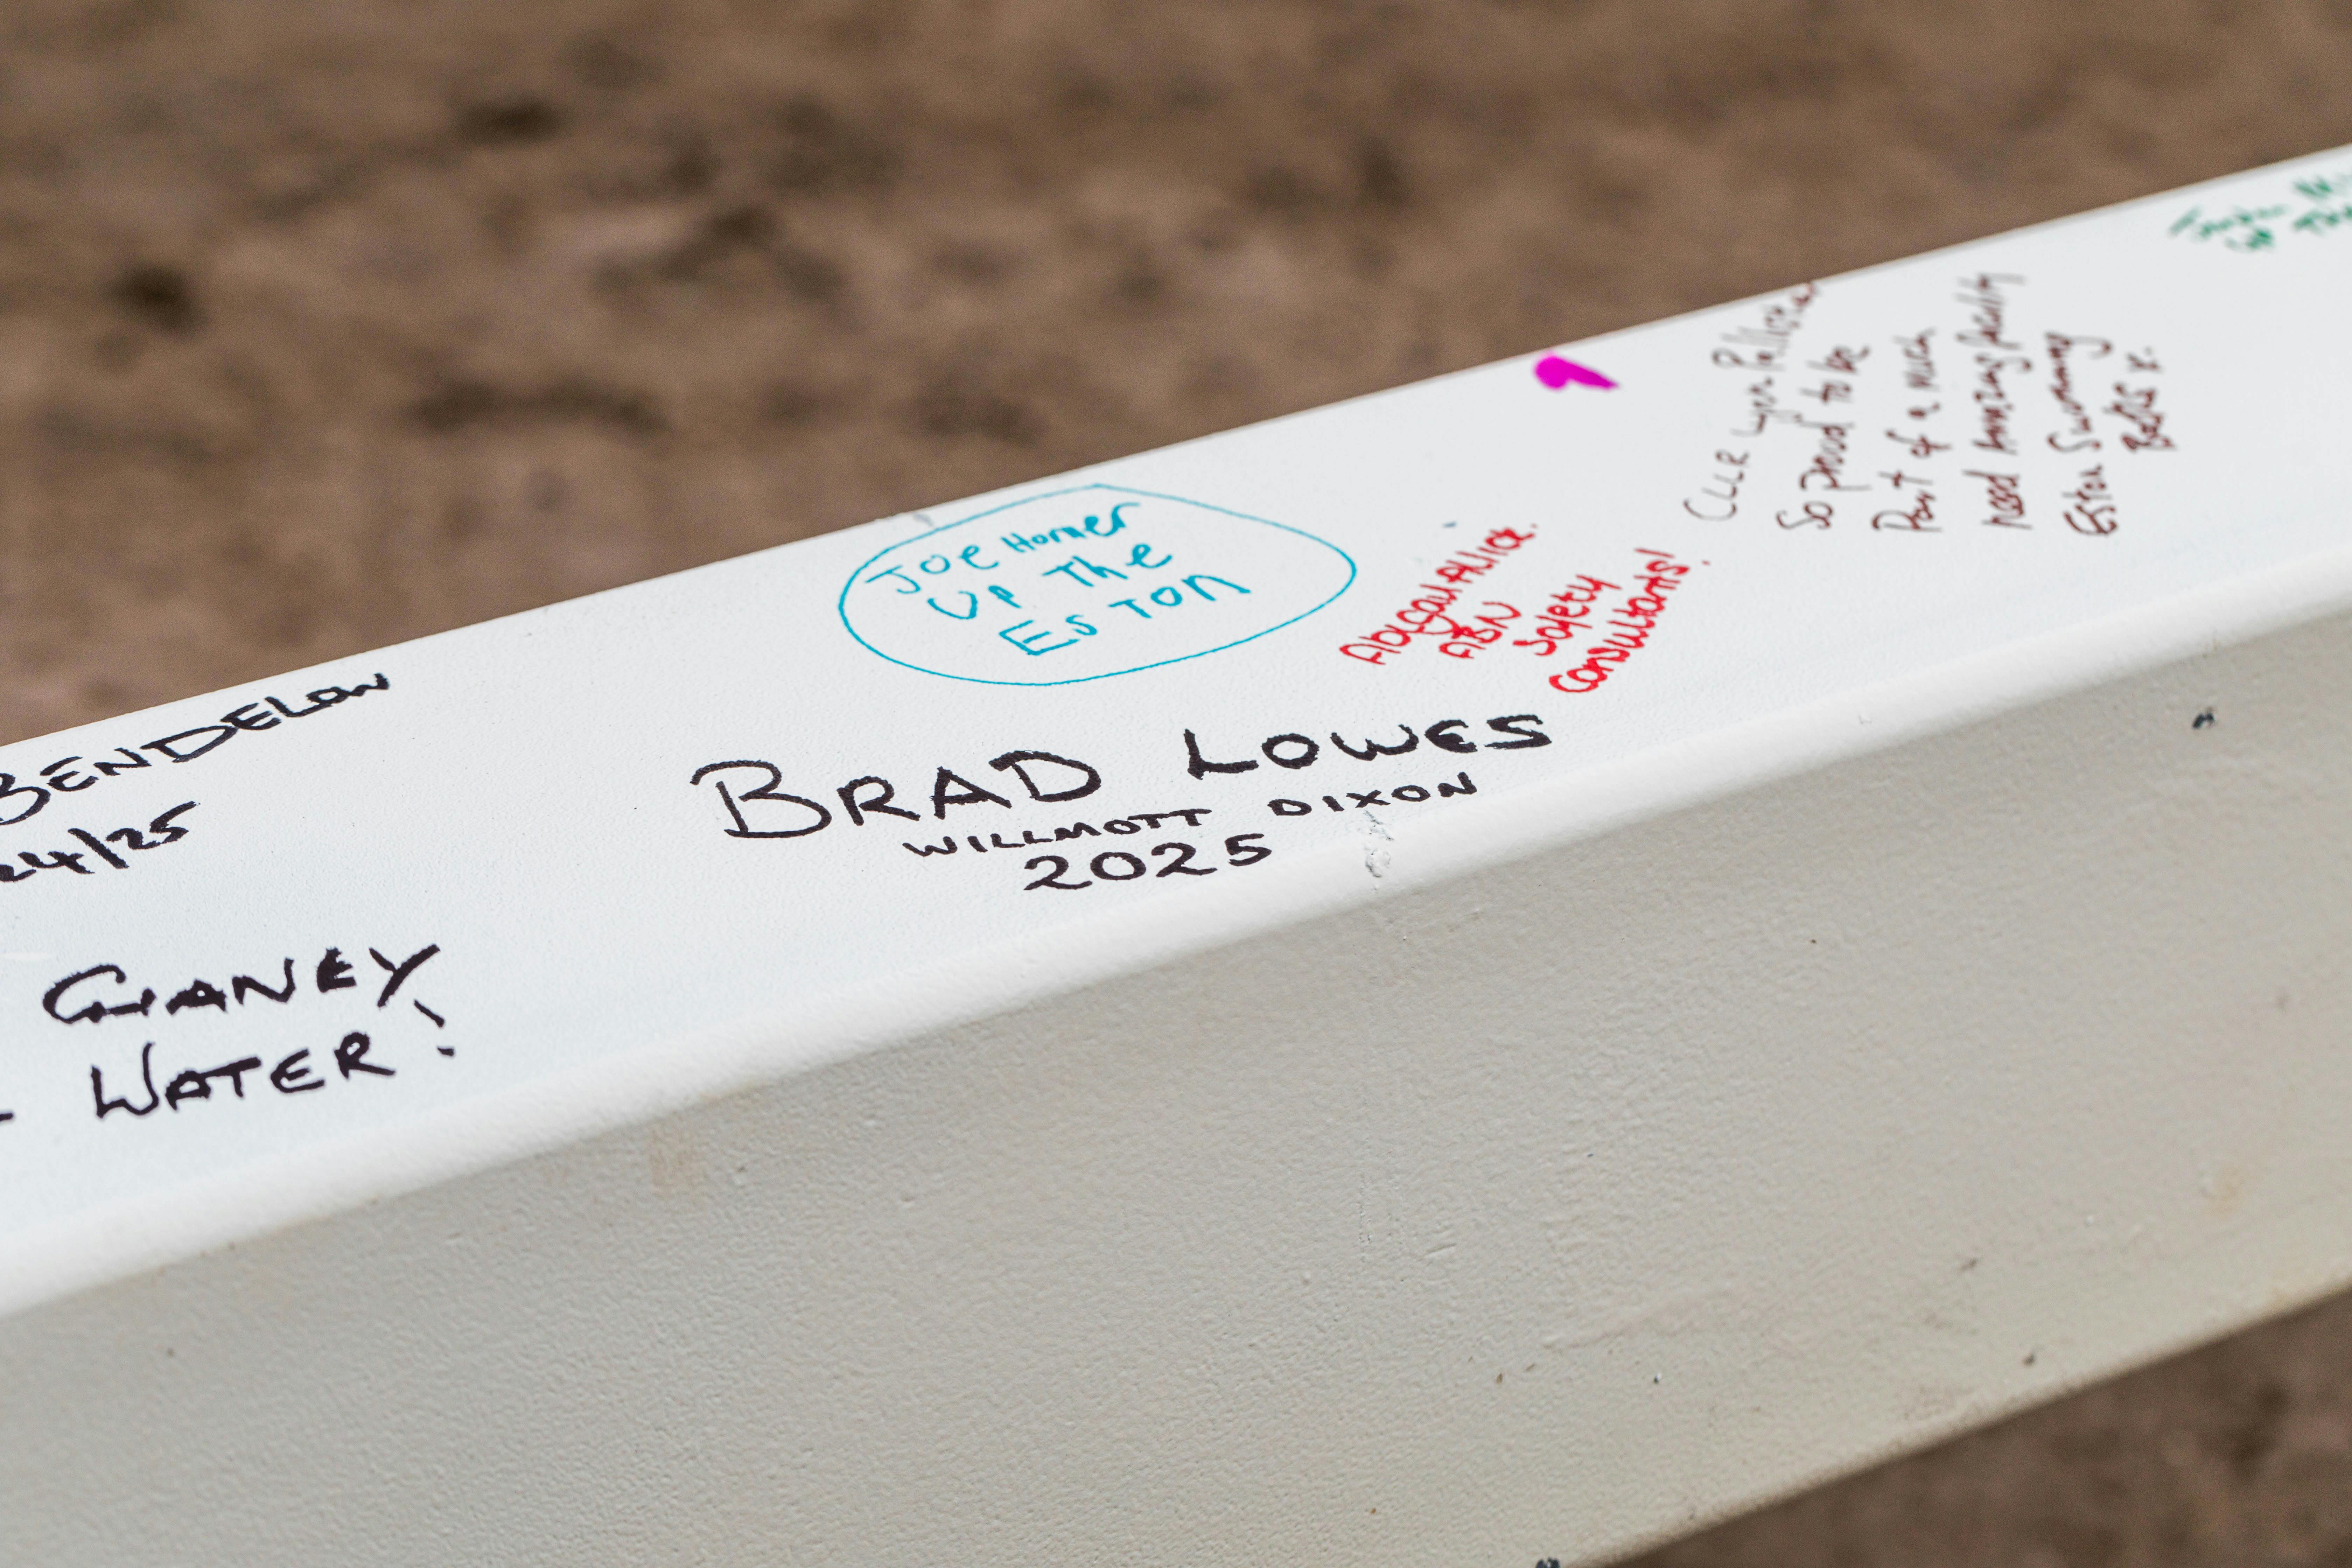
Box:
[4,146,2351,1565]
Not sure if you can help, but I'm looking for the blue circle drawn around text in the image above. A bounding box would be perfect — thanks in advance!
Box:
[835,482,1359,687]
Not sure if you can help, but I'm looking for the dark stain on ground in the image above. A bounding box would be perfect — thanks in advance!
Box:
[407,377,667,437]
[107,263,201,335]
[455,93,567,147]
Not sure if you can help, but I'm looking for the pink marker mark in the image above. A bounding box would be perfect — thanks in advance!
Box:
[1534,354,1616,391]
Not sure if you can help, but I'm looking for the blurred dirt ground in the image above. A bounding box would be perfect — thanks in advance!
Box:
[1632,1288,2352,1568]
[6,0,2352,1561]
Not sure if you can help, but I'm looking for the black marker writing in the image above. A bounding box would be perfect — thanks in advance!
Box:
[0,803,196,888]
[0,673,387,832]
[91,1029,424,1124]
[46,940,443,1028]
[1182,713,1547,780]
[694,746,1106,843]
